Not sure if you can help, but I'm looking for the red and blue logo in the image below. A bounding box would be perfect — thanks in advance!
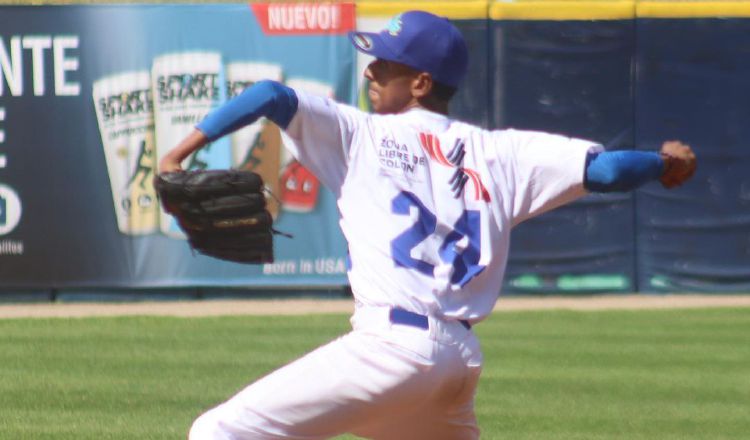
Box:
[418,132,490,202]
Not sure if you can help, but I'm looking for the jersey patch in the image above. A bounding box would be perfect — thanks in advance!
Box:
[378,136,428,177]
[418,132,490,202]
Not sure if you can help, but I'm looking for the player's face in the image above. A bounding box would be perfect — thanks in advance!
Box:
[364,59,421,114]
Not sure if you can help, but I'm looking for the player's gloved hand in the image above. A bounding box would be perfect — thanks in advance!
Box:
[153,169,277,263]
[659,141,697,188]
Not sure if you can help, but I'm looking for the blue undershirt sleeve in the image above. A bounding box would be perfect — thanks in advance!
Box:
[196,80,298,141]
[584,150,664,193]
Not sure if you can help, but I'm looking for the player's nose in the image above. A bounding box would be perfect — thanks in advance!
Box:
[364,64,375,81]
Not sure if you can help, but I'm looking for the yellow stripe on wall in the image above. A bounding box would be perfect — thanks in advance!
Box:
[491,1,635,21]
[637,1,750,18]
[356,1,489,19]
[355,0,750,20]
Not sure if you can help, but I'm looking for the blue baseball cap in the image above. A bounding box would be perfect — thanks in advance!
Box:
[348,10,469,88]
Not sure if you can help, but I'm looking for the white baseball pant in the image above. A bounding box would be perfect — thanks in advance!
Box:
[188,305,483,439]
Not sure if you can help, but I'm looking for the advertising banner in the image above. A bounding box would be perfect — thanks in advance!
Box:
[1,1,748,295]
[0,4,356,289]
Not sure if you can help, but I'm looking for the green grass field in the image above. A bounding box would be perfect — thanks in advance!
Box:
[1,308,749,439]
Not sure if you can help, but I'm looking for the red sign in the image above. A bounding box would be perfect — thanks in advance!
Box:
[251,2,355,35]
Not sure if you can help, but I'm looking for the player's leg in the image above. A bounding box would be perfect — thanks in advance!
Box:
[188,329,441,439]
[353,364,482,440]
[189,332,366,439]
[188,308,482,440]
[349,319,483,440]
[345,308,484,440]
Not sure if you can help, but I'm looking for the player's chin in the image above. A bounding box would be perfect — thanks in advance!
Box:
[369,98,385,114]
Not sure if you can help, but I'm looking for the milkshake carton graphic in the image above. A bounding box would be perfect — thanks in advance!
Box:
[279,78,334,213]
[92,71,159,235]
[152,51,232,237]
[226,62,284,218]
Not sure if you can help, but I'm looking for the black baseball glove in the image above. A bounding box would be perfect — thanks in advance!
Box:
[153,169,276,263]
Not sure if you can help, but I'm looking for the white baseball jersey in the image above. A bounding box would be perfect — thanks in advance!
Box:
[284,90,600,323]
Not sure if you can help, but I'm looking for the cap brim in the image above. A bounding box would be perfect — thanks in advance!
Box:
[348,31,399,62]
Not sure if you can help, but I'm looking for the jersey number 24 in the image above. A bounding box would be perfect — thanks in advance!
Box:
[390,191,485,287]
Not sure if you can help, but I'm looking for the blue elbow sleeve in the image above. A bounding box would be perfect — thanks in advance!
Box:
[584,150,664,193]
[196,80,298,141]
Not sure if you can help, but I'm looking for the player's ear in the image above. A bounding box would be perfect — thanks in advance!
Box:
[411,72,434,99]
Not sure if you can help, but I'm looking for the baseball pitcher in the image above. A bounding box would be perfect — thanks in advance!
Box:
[158,10,696,439]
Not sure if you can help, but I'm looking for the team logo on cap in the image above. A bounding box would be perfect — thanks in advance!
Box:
[386,14,403,36]
[353,33,373,50]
